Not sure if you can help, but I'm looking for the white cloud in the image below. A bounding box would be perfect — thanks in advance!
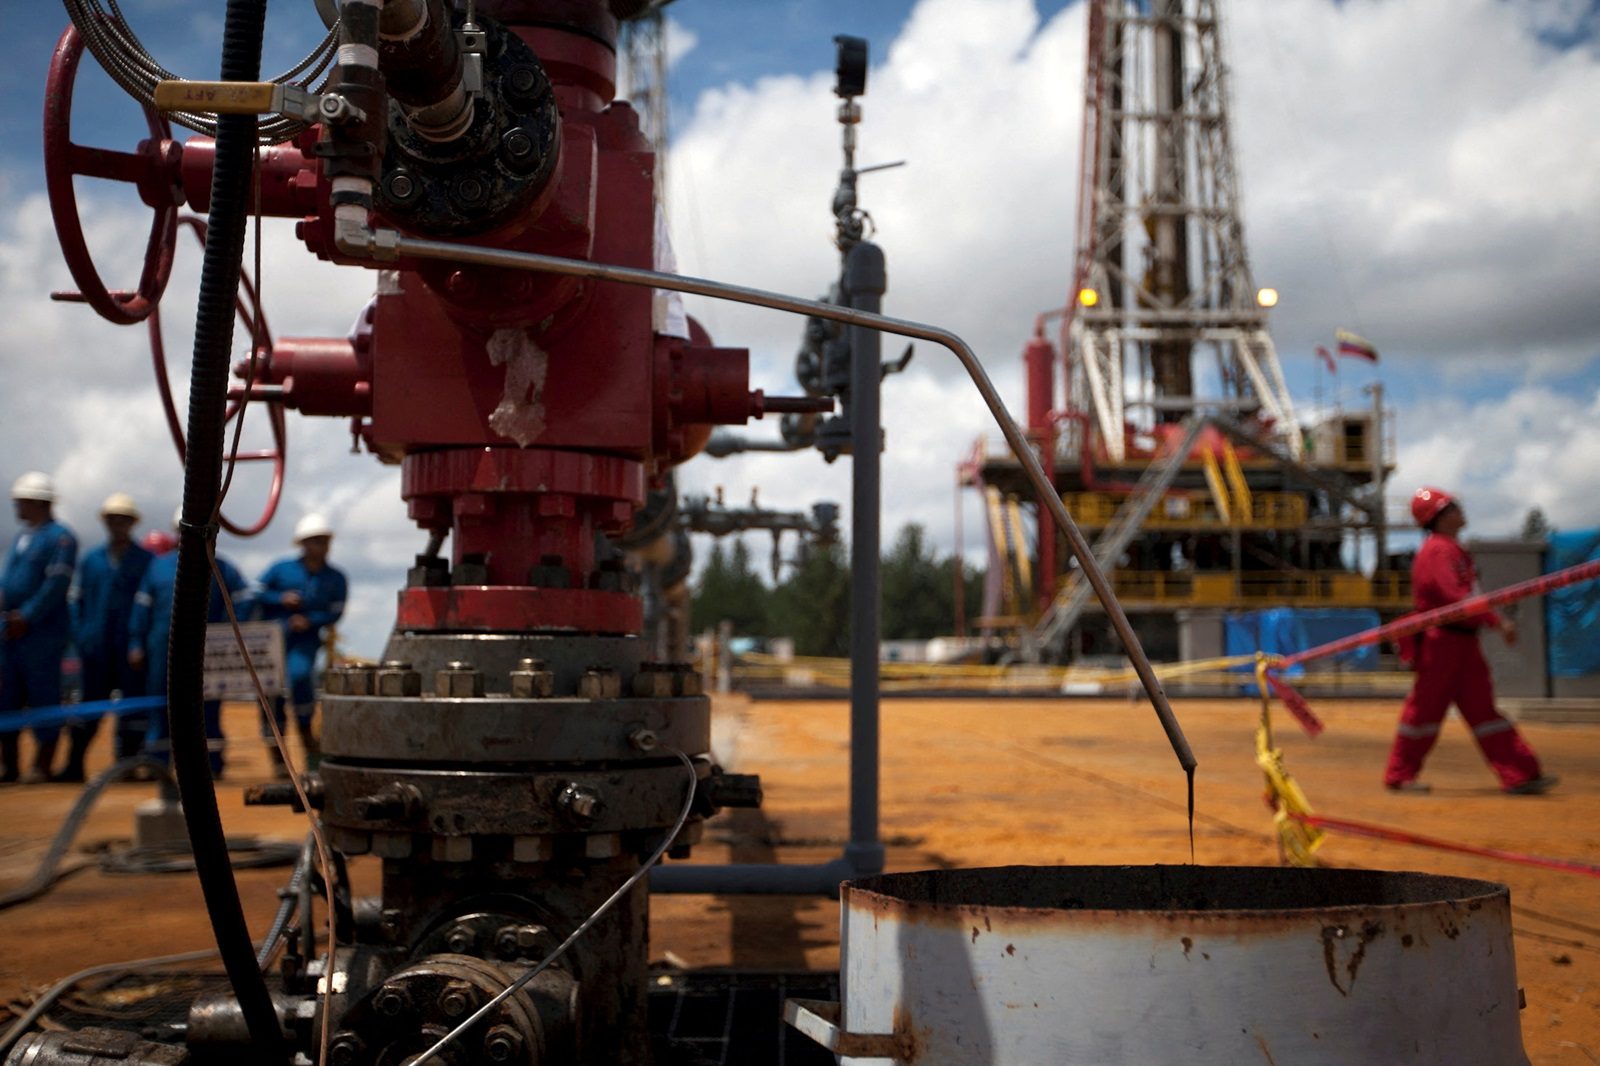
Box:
[1393,380,1600,537]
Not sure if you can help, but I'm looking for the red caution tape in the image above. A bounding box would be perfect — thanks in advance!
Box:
[1290,812,1600,880]
[1264,673,1324,737]
[1278,557,1600,670]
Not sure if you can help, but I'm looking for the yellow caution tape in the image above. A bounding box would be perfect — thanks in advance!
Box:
[1254,653,1325,867]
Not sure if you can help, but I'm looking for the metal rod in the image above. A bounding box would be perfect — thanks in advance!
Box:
[846,241,887,875]
[381,232,1196,772]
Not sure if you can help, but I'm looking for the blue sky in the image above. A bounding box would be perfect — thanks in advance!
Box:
[3,0,1599,653]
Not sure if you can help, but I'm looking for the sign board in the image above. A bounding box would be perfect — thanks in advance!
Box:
[203,621,286,701]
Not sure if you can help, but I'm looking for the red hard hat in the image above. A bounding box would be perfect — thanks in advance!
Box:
[141,529,178,556]
[1411,486,1456,528]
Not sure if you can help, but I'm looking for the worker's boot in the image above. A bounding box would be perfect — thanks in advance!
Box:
[54,722,93,783]
[26,736,58,785]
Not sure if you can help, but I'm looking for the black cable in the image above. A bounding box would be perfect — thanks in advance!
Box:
[167,0,284,1059]
[0,757,172,911]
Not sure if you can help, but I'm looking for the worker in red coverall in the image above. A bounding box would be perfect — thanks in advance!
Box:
[1384,487,1557,795]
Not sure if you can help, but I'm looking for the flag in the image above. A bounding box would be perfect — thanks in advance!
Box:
[1315,345,1336,373]
[1335,329,1379,363]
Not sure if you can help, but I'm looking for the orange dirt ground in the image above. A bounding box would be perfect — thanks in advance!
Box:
[0,695,1596,1062]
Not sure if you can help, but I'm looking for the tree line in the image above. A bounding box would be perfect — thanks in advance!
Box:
[690,523,983,656]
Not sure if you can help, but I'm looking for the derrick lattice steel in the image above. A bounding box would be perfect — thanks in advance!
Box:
[1066,0,1294,461]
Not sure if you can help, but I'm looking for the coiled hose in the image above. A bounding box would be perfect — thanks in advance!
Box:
[167,0,285,1059]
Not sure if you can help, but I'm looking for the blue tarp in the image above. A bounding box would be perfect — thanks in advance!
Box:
[1547,529,1600,679]
[1224,607,1381,691]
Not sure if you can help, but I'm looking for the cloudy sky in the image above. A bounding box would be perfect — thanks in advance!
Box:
[2,0,1598,655]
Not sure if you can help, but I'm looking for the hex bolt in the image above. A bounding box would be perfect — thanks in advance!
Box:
[494,925,522,960]
[385,170,416,201]
[559,783,603,823]
[435,661,485,698]
[508,66,539,97]
[509,657,554,698]
[376,660,422,697]
[455,176,486,205]
[502,128,534,160]
[373,985,409,1018]
[341,665,375,696]
[438,980,474,1018]
[630,664,674,699]
[514,924,546,951]
[328,1034,363,1066]
[380,908,404,941]
[577,667,621,700]
[628,728,659,752]
[444,924,475,954]
[484,1024,524,1063]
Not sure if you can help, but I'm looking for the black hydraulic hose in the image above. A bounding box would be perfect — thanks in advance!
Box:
[167,0,284,1059]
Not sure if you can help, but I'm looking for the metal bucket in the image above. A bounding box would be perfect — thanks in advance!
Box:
[789,865,1529,1065]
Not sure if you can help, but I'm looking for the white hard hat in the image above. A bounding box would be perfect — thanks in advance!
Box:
[11,472,56,503]
[294,513,334,543]
[100,492,141,520]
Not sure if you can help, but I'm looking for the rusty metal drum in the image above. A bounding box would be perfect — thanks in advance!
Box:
[812,865,1530,1065]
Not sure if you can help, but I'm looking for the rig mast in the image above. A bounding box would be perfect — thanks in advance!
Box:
[1068,0,1294,459]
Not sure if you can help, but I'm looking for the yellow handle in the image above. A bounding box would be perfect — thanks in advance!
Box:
[153,80,279,114]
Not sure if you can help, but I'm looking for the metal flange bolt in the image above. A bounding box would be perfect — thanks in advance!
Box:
[628,728,659,752]
[438,980,474,1018]
[444,924,475,954]
[373,985,410,1018]
[435,661,485,698]
[577,666,621,699]
[328,1034,364,1066]
[631,662,675,698]
[327,665,376,696]
[376,660,422,697]
[484,1024,525,1063]
[559,782,604,823]
[494,922,547,960]
[509,657,554,698]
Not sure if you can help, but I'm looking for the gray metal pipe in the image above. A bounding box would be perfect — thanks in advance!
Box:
[845,241,887,876]
[370,232,1196,775]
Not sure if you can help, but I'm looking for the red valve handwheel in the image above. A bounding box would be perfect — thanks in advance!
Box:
[44,24,183,326]
[150,217,288,538]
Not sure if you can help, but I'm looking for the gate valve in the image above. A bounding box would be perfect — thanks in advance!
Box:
[44,25,185,325]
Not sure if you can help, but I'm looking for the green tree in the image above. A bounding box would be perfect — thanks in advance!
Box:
[768,540,851,656]
[690,538,769,636]
[882,523,958,640]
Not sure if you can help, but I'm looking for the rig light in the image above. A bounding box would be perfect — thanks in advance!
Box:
[1256,286,1279,308]
[1078,287,1100,308]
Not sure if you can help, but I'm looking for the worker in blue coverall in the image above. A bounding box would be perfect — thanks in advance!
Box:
[128,509,251,777]
[62,492,154,781]
[0,472,78,784]
[256,514,346,774]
